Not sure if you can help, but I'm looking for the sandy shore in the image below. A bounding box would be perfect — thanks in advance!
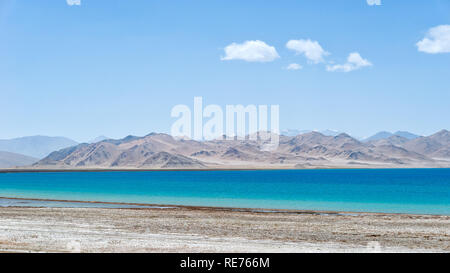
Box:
[0,205,449,253]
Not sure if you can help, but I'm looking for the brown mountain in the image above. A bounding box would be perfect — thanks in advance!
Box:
[402,130,450,157]
[32,130,450,169]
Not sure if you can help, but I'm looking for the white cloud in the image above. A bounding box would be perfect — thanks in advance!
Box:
[326,52,372,72]
[285,63,303,70]
[66,0,81,6]
[221,40,279,62]
[367,0,381,6]
[416,25,450,54]
[286,39,329,64]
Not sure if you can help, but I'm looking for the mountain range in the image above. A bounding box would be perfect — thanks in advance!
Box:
[0,136,78,159]
[28,129,450,169]
[0,136,78,168]
[281,129,342,137]
[362,131,421,142]
[0,151,38,168]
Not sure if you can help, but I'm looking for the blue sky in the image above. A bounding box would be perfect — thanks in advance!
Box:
[0,0,449,142]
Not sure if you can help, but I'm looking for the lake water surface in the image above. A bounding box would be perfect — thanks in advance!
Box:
[0,169,449,215]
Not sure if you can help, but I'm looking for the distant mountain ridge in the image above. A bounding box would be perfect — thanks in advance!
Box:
[32,129,450,169]
[363,131,420,142]
[89,136,110,143]
[402,130,450,158]
[0,151,38,168]
[394,131,421,140]
[0,136,78,159]
[281,129,343,137]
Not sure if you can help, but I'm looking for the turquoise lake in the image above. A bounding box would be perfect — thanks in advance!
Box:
[0,169,449,215]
